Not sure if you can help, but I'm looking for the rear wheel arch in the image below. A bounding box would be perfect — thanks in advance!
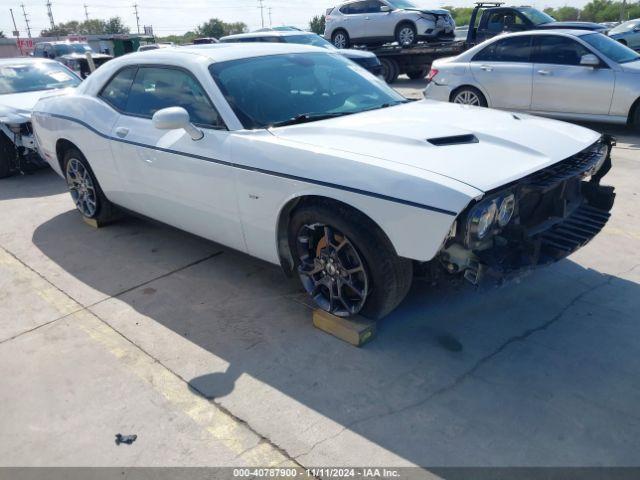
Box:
[617,39,628,46]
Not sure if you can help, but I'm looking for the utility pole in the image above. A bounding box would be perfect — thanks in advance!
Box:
[20,3,32,38]
[84,4,89,21]
[133,3,140,34]
[620,0,627,21]
[258,0,265,29]
[268,7,272,27]
[10,8,23,55]
[46,0,55,30]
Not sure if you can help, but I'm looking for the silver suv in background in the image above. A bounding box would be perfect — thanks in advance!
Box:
[324,0,455,48]
[220,31,383,77]
[609,19,640,50]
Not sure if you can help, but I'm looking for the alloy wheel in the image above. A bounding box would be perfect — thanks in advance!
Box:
[297,223,368,317]
[398,27,415,46]
[65,158,97,217]
[333,33,347,49]
[453,90,481,106]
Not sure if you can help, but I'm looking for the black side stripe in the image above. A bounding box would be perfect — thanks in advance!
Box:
[43,112,458,216]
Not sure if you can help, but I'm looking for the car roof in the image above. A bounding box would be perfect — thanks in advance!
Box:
[221,30,314,40]
[0,57,58,66]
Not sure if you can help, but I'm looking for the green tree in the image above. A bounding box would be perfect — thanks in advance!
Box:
[104,17,129,34]
[80,19,107,35]
[195,18,247,39]
[444,7,474,26]
[543,6,580,21]
[309,15,326,35]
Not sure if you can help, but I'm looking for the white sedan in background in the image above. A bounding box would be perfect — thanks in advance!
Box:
[32,44,615,319]
[424,30,640,129]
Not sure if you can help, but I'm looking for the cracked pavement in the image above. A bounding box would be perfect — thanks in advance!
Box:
[1,85,639,468]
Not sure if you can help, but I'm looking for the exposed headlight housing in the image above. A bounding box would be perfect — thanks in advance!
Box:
[468,200,497,240]
[497,194,515,227]
[466,191,516,244]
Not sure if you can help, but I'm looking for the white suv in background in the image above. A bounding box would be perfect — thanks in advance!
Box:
[324,0,455,48]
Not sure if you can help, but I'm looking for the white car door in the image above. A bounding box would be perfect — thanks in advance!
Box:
[530,35,615,115]
[101,65,246,252]
[469,35,534,110]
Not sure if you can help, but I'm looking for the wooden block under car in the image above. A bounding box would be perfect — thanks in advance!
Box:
[312,309,377,347]
[82,216,102,228]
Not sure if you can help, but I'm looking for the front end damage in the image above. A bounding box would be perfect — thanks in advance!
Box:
[436,136,616,285]
[0,113,48,177]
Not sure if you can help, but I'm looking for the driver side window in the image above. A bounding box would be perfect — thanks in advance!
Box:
[124,67,224,129]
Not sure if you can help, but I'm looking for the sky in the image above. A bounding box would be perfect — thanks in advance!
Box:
[2,0,595,38]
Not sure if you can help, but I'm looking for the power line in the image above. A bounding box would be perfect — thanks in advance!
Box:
[20,3,32,37]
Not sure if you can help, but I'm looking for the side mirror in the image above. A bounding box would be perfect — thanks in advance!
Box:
[152,107,203,140]
[380,5,392,12]
[580,53,600,67]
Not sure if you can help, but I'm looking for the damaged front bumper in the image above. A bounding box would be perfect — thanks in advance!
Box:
[439,137,616,285]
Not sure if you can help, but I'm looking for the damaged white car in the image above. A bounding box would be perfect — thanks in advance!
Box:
[0,58,80,178]
[31,44,615,319]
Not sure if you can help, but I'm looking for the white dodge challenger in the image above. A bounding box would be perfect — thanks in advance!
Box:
[31,43,615,319]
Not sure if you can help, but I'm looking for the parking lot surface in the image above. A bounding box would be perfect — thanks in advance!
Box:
[1,80,639,468]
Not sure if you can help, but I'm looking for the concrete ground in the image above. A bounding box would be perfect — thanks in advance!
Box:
[1,79,639,469]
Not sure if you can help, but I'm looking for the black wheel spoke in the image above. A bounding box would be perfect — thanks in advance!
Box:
[296,222,368,317]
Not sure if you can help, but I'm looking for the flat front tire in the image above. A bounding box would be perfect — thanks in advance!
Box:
[62,147,116,223]
[289,201,413,320]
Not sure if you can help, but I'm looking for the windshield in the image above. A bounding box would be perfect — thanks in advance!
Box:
[610,20,640,34]
[210,52,405,129]
[283,34,336,49]
[0,62,80,95]
[517,7,555,25]
[53,43,93,56]
[581,33,640,64]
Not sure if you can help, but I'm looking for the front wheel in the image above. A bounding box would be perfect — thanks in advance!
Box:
[632,103,640,132]
[451,86,488,107]
[331,30,350,49]
[396,23,417,46]
[290,202,413,319]
[63,147,116,223]
[407,68,428,80]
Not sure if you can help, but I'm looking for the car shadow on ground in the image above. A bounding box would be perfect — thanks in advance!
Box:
[31,208,640,466]
[0,168,66,200]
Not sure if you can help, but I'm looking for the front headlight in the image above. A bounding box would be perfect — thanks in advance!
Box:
[469,201,497,240]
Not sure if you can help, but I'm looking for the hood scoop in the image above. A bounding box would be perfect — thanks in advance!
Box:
[427,134,479,146]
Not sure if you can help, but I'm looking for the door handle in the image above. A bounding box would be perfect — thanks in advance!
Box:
[115,127,129,138]
[537,69,551,76]
[480,65,493,72]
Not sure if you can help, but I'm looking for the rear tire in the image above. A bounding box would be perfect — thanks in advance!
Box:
[380,57,400,83]
[289,201,413,320]
[450,86,488,107]
[331,29,350,49]
[62,147,116,223]
[632,102,640,132]
[0,132,15,179]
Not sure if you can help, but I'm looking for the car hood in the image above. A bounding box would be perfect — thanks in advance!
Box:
[270,100,600,192]
[0,88,76,122]
[338,49,376,59]
[58,53,113,60]
[539,21,606,31]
